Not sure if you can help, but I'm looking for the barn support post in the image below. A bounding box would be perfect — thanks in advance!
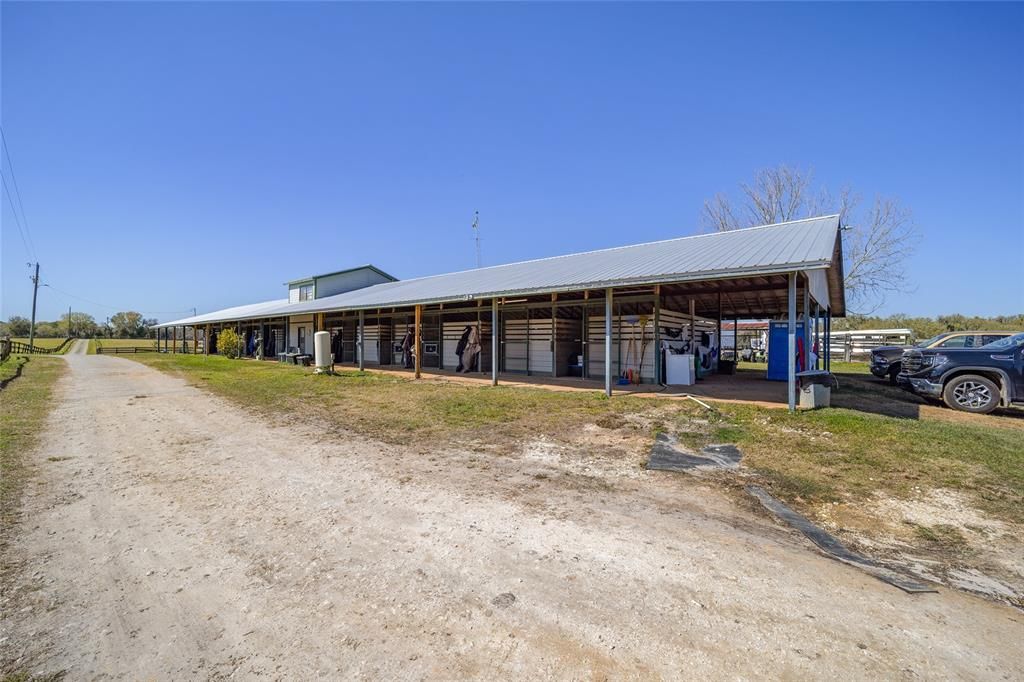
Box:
[172,326,177,354]
[525,307,531,375]
[491,298,498,386]
[582,290,589,379]
[689,298,696,362]
[653,286,661,385]
[733,317,739,362]
[787,272,797,412]
[803,282,811,372]
[616,301,622,379]
[813,303,820,369]
[716,290,722,368]
[551,294,557,379]
[604,288,613,397]
[414,304,422,379]
[825,307,832,371]
[357,310,365,371]
[477,300,484,375]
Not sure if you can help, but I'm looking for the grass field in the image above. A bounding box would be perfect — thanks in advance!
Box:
[132,353,1023,528]
[0,356,65,534]
[9,337,71,353]
[738,359,871,375]
[88,338,159,354]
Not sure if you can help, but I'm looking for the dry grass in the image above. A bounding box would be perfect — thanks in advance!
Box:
[0,357,65,533]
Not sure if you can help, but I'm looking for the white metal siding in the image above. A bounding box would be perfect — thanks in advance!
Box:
[288,315,314,354]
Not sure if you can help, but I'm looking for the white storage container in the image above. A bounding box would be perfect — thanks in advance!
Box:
[314,331,332,373]
[665,351,695,386]
[800,383,831,409]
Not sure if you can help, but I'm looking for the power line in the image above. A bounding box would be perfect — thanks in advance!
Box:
[1,172,34,260]
[40,282,192,316]
[0,127,37,260]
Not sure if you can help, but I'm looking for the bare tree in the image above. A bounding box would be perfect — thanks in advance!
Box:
[701,165,919,313]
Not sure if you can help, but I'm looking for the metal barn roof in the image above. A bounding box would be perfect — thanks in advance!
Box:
[157,215,843,328]
[159,299,291,328]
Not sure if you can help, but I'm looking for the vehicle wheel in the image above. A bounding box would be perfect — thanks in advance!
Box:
[888,365,901,385]
[942,375,1000,414]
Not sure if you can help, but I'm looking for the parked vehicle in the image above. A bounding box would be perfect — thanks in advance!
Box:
[899,332,1024,414]
[870,331,1014,384]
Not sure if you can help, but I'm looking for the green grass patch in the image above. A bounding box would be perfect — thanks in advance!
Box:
[0,355,29,384]
[131,353,1024,526]
[909,522,969,549]
[132,354,670,447]
[0,356,65,533]
[88,338,158,354]
[713,403,1024,522]
[738,359,870,376]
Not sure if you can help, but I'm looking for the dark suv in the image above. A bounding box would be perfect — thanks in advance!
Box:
[870,331,1013,384]
[899,332,1024,414]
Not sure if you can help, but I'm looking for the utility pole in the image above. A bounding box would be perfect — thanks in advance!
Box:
[472,211,481,268]
[68,305,72,338]
[28,262,39,350]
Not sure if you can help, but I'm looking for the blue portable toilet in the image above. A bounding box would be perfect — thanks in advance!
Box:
[767,321,805,381]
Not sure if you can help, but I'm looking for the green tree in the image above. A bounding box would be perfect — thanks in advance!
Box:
[33,321,63,338]
[60,312,98,338]
[218,327,243,359]
[110,311,146,338]
[5,315,31,337]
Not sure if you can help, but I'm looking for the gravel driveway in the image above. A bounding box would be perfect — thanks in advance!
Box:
[2,353,1021,679]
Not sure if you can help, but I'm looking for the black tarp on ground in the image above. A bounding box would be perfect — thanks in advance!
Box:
[747,485,937,594]
[646,433,742,472]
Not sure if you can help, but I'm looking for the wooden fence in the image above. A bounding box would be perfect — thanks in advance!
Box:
[0,337,74,359]
[95,346,160,355]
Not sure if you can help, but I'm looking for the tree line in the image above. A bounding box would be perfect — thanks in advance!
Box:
[0,311,157,339]
[831,313,1024,340]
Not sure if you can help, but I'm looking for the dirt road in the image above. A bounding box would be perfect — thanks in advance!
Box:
[2,353,1021,679]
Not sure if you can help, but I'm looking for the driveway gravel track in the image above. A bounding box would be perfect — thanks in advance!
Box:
[1,352,1021,679]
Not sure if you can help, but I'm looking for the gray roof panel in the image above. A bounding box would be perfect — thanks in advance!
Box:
[157,215,841,327]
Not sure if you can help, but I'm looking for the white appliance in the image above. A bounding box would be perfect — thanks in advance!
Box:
[665,351,695,386]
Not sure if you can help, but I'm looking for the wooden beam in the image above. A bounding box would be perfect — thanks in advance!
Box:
[358,309,365,371]
[604,288,613,397]
[491,298,498,386]
[414,304,422,379]
[788,272,797,412]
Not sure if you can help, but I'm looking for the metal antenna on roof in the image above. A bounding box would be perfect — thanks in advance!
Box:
[472,211,481,268]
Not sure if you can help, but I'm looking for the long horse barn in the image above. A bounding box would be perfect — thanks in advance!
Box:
[154,215,846,411]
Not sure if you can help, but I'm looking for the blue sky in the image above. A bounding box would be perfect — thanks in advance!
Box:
[2,2,1022,323]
